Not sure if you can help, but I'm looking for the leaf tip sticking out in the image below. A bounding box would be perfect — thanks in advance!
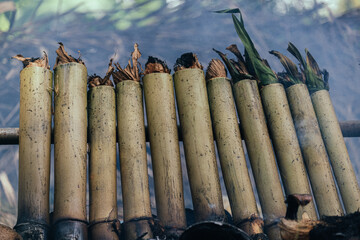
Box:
[205,59,227,81]
[144,56,171,75]
[54,42,85,69]
[287,43,329,92]
[213,45,254,83]
[88,59,114,88]
[112,43,143,84]
[12,52,50,70]
[269,49,304,87]
[173,52,203,72]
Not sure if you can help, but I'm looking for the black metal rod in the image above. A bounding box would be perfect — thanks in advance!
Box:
[1,120,359,145]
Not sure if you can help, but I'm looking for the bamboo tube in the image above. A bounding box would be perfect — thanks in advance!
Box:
[143,57,186,237]
[173,53,224,222]
[311,89,360,213]
[113,44,153,240]
[15,65,52,239]
[88,85,119,240]
[116,80,153,240]
[261,83,317,220]
[205,59,262,237]
[53,62,88,239]
[232,79,286,240]
[286,84,343,217]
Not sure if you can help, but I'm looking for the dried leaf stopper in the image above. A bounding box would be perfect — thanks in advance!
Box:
[205,59,227,81]
[173,52,203,72]
[54,42,85,68]
[12,52,50,69]
[112,43,142,84]
[144,56,170,74]
[88,59,114,88]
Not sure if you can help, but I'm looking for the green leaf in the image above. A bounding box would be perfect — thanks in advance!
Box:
[219,10,278,85]
[287,42,329,92]
[214,8,241,14]
[287,42,306,71]
[213,48,254,83]
[269,50,304,85]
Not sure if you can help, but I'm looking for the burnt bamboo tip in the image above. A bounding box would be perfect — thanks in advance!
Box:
[112,43,142,84]
[205,59,227,81]
[285,194,313,220]
[12,52,50,69]
[54,42,85,69]
[144,56,171,74]
[173,52,203,72]
[88,59,114,88]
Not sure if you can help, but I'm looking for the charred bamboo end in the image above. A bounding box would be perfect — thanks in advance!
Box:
[205,59,227,81]
[144,56,171,74]
[88,59,114,88]
[179,221,252,240]
[88,220,121,240]
[12,52,50,69]
[54,42,85,69]
[14,222,50,240]
[112,43,142,84]
[285,194,313,220]
[52,220,88,240]
[122,218,155,240]
[173,52,203,72]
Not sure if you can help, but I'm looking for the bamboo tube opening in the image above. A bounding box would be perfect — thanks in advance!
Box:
[16,63,52,239]
[286,83,343,217]
[143,56,186,236]
[173,54,225,223]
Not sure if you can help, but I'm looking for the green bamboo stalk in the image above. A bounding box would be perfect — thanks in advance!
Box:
[261,83,317,220]
[116,80,153,240]
[173,53,225,222]
[113,45,153,240]
[15,62,52,239]
[143,57,186,237]
[286,83,343,217]
[88,85,119,240]
[311,90,360,214]
[53,61,88,239]
[215,9,317,222]
[291,46,360,214]
[206,59,263,237]
[232,79,286,240]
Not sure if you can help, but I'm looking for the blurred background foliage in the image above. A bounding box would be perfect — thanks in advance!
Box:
[0,0,359,227]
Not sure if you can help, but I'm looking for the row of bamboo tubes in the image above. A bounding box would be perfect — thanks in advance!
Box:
[14,48,360,240]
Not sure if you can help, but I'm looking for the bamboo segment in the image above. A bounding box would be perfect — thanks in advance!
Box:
[174,68,225,222]
[232,79,286,240]
[16,67,52,239]
[206,77,261,234]
[260,83,317,220]
[286,84,343,217]
[116,80,153,240]
[53,62,88,239]
[311,90,360,214]
[143,73,187,234]
[88,86,118,239]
